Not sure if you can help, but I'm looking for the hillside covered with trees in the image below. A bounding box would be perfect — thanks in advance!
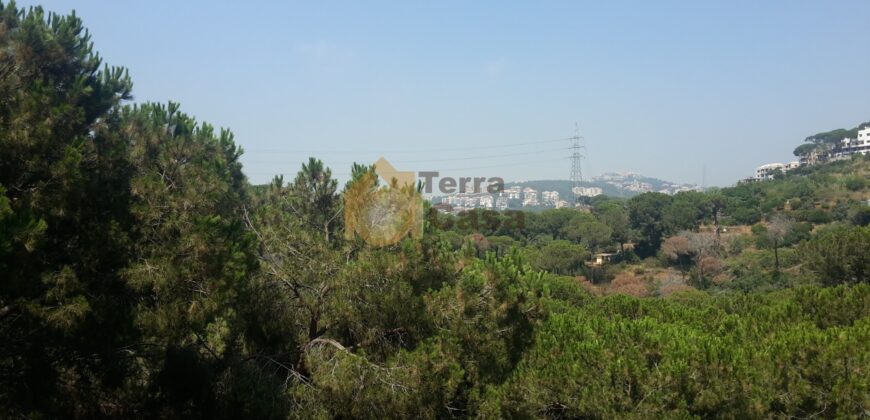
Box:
[794,120,870,158]
[1,4,869,418]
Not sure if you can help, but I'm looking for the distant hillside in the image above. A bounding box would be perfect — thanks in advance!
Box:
[592,172,701,194]
[506,173,701,199]
[718,154,870,226]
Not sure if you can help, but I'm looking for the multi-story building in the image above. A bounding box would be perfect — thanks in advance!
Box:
[435,192,498,211]
[839,127,870,157]
[573,186,603,197]
[755,163,786,180]
[495,196,508,210]
[522,188,539,206]
[502,186,521,200]
[542,190,559,204]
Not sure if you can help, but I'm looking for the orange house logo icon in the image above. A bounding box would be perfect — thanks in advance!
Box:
[343,157,424,246]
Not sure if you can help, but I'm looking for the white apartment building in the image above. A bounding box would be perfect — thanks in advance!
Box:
[495,196,508,210]
[754,159,803,181]
[522,188,539,206]
[542,190,559,204]
[438,192,495,209]
[555,200,570,209]
[572,186,603,197]
[839,127,870,156]
[755,163,786,180]
[502,186,521,200]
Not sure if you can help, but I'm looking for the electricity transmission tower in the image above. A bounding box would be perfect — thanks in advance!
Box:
[570,123,585,205]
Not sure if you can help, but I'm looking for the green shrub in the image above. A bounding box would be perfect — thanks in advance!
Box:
[843,175,867,191]
[484,286,870,418]
[799,225,870,285]
[795,208,832,224]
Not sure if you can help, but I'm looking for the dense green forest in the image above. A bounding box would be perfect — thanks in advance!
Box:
[1,4,869,418]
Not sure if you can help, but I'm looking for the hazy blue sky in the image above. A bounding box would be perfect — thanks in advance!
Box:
[21,0,870,186]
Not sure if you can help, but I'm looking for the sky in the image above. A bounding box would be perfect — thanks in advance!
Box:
[19,0,870,186]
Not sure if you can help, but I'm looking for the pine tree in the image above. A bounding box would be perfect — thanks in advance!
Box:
[0,3,134,415]
[290,157,340,242]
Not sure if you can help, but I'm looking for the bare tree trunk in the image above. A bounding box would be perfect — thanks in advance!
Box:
[308,313,321,342]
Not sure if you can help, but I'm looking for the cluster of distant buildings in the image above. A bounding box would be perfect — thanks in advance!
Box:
[435,186,575,214]
[749,126,870,182]
[593,173,701,195]
[594,173,653,193]
[433,174,704,214]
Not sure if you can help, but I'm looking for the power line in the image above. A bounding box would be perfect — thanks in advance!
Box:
[242,157,569,177]
[240,134,577,183]
[389,147,568,163]
[241,137,572,155]
[240,147,568,165]
[423,157,569,172]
